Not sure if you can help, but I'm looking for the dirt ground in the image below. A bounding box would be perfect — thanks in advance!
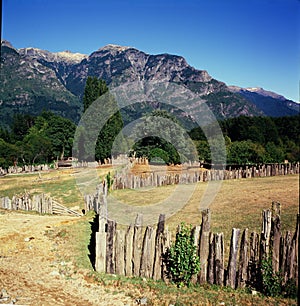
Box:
[0,211,134,306]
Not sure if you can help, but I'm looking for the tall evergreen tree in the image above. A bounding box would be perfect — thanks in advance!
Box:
[83,76,108,112]
[81,77,124,162]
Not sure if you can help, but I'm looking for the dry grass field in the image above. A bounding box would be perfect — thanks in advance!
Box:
[1,167,298,238]
[0,168,298,305]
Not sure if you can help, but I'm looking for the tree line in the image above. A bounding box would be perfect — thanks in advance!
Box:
[0,76,298,168]
[189,115,300,165]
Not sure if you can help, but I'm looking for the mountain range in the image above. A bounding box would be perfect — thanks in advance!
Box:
[0,40,298,129]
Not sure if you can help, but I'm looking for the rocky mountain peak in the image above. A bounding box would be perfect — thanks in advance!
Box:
[98,44,132,52]
[18,47,87,64]
[1,40,15,49]
[1,41,298,129]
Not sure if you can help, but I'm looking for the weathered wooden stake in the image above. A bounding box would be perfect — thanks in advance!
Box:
[106,219,116,274]
[140,226,156,278]
[248,231,259,287]
[95,215,107,272]
[153,214,166,280]
[260,209,272,261]
[124,225,134,276]
[214,232,224,286]
[132,213,143,276]
[115,229,125,275]
[198,209,211,283]
[271,202,281,272]
[237,228,249,288]
[207,232,215,284]
[226,228,240,288]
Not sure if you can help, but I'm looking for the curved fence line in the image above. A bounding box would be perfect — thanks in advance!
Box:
[112,162,300,190]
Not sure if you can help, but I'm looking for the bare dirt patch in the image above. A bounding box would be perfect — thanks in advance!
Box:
[0,211,134,305]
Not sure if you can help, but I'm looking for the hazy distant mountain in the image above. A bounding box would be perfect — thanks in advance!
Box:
[228,86,299,117]
[0,41,298,129]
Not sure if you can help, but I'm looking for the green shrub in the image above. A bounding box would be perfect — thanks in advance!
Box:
[260,257,282,297]
[106,171,114,192]
[165,223,200,287]
[283,279,298,299]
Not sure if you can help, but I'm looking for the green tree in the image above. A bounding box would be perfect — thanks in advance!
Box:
[196,140,210,163]
[227,140,266,164]
[265,142,285,163]
[0,138,18,168]
[11,113,35,142]
[83,76,108,112]
[132,110,196,164]
[40,112,76,160]
[81,77,124,162]
[21,126,51,164]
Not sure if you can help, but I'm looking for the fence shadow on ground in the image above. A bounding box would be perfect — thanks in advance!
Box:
[88,213,99,270]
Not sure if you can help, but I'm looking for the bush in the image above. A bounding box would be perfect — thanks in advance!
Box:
[260,257,282,297]
[165,223,200,287]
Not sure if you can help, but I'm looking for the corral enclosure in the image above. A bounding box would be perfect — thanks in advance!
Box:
[87,185,299,290]
[0,160,299,303]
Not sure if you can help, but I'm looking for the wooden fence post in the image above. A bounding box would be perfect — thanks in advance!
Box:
[124,225,134,276]
[133,213,143,276]
[153,214,166,280]
[115,229,125,275]
[237,228,249,288]
[140,226,156,278]
[280,231,292,283]
[226,228,240,288]
[293,214,299,286]
[198,209,211,284]
[260,209,272,261]
[271,202,281,272]
[191,226,201,284]
[248,231,259,287]
[106,220,116,274]
[207,232,215,284]
[214,232,224,286]
[95,215,107,272]
[287,214,299,285]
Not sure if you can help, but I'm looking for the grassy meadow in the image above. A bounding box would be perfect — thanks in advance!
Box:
[0,168,298,237]
[1,169,298,305]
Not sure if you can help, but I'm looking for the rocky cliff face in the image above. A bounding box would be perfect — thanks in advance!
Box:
[0,41,298,128]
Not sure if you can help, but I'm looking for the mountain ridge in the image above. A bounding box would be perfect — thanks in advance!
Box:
[0,40,298,129]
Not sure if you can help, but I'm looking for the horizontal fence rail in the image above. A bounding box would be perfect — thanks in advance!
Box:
[0,194,81,216]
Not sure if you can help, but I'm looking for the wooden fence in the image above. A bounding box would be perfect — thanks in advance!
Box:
[93,201,299,289]
[111,162,299,190]
[0,193,81,216]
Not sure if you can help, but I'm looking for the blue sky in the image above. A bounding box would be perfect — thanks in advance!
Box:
[2,0,299,101]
